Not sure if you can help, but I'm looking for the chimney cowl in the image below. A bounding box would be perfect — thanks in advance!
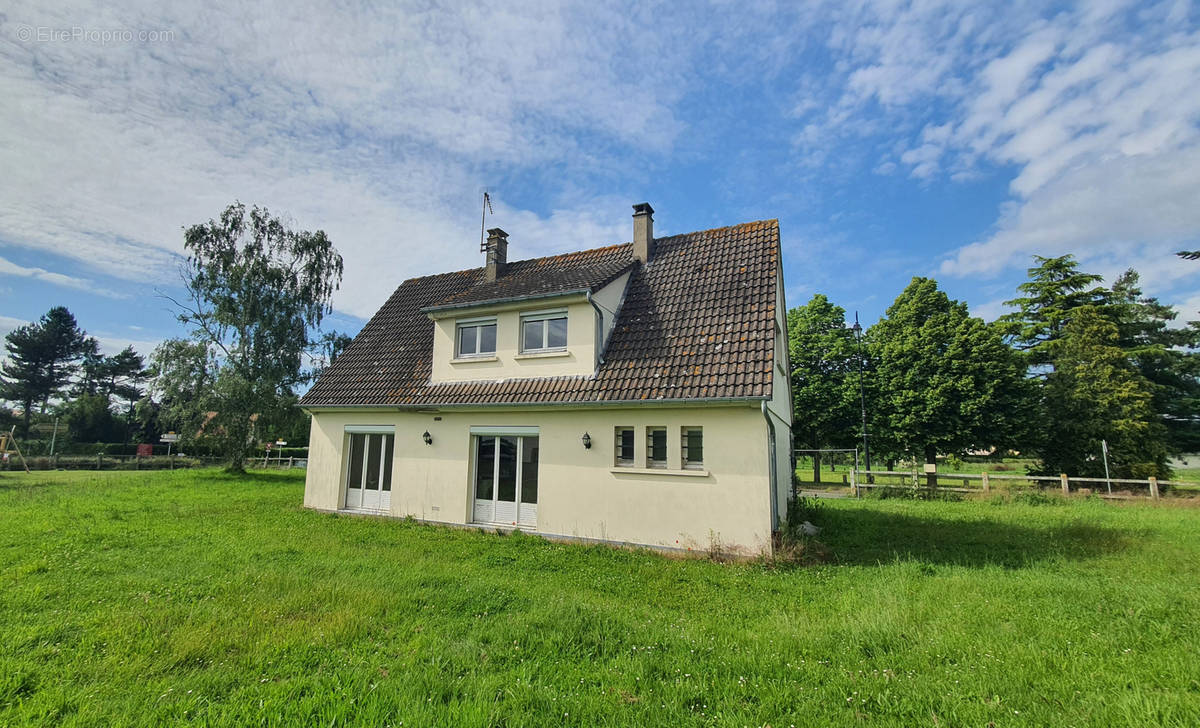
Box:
[632,203,654,263]
[485,227,508,281]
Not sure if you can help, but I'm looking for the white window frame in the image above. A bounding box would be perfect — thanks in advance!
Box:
[456,316,497,358]
[520,309,568,353]
[646,426,667,469]
[681,426,704,470]
[614,426,635,467]
[470,429,540,527]
[343,427,395,511]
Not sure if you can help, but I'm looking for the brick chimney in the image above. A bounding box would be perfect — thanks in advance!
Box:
[484,227,508,281]
[632,203,654,263]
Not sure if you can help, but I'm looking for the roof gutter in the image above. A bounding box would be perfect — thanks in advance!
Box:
[586,290,604,365]
[762,400,779,531]
[301,395,769,413]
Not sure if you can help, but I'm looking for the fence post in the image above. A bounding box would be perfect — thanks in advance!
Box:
[97,453,102,470]
[981,471,990,492]
[288,456,294,470]
[1149,477,1159,500]
[850,468,858,497]
[1060,473,1069,495]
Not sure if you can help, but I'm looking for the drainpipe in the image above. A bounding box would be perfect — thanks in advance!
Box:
[587,291,605,365]
[762,401,778,530]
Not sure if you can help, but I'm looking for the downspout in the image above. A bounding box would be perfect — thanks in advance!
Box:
[587,291,605,366]
[762,401,778,531]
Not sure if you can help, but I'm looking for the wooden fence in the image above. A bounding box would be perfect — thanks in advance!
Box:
[1,454,307,472]
[847,469,1171,500]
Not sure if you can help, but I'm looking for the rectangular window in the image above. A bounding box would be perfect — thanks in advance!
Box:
[457,319,497,358]
[497,436,518,503]
[345,432,395,493]
[472,431,539,527]
[475,435,495,500]
[614,427,634,466]
[647,427,667,468]
[520,437,539,504]
[682,427,703,469]
[348,433,365,488]
[520,311,568,352]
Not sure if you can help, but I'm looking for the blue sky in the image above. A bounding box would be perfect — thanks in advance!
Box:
[1,0,1199,360]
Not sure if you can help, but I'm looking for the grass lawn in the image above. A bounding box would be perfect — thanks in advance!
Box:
[2,470,1199,726]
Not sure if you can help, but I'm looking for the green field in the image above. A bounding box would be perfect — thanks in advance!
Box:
[2,470,1199,726]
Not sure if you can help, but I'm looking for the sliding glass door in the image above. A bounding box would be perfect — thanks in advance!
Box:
[473,434,538,526]
[345,431,394,511]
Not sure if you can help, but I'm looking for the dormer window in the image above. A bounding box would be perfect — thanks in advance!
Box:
[457,318,497,358]
[521,310,568,353]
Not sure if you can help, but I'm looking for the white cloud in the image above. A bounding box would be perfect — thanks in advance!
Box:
[89,332,163,358]
[0,0,703,319]
[941,148,1200,278]
[784,0,1200,315]
[0,254,129,298]
[0,311,161,357]
[3,0,1199,328]
[0,315,26,338]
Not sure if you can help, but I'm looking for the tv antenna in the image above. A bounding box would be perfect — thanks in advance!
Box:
[479,190,494,253]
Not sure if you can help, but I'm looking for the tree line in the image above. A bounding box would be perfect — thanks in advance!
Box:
[0,202,349,471]
[0,307,149,446]
[789,255,1199,480]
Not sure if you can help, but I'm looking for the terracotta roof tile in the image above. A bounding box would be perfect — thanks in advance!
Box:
[300,219,780,407]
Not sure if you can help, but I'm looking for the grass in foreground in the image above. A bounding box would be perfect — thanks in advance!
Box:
[1,470,1199,726]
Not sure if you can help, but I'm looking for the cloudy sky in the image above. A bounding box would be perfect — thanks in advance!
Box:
[1,0,1198,357]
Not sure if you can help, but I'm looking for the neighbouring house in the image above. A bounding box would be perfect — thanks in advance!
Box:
[299,203,793,555]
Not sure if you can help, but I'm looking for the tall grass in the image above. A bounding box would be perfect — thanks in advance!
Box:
[1,469,1198,726]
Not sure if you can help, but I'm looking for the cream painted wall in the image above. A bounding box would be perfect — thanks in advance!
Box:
[428,296,598,383]
[304,404,775,555]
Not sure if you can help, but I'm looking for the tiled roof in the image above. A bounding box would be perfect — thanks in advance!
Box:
[424,244,633,311]
[300,219,781,407]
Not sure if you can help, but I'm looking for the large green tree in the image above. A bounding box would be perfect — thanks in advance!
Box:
[1108,270,1200,455]
[786,294,860,482]
[869,278,1029,482]
[147,338,212,441]
[64,393,123,443]
[163,202,343,472]
[0,306,88,436]
[997,255,1113,371]
[1040,307,1169,478]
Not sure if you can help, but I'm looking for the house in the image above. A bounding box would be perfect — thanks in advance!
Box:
[299,203,793,556]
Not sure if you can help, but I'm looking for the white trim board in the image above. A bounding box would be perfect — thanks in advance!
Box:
[468,425,541,436]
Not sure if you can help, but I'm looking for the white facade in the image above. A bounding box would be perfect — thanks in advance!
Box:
[301,220,792,556]
[305,403,782,555]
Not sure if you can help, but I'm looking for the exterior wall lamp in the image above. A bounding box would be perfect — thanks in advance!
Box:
[422,431,433,445]
[581,432,592,449]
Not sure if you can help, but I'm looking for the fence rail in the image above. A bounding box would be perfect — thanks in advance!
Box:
[845,469,1172,500]
[1,454,307,472]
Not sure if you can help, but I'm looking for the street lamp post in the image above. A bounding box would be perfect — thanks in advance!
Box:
[850,312,872,476]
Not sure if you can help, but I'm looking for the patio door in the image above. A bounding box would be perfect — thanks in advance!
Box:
[344,431,394,512]
[472,433,538,527]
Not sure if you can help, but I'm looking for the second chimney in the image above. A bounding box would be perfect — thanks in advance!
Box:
[632,202,654,263]
[485,227,508,281]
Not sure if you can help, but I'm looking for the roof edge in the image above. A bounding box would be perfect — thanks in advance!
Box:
[301,395,770,411]
[420,287,592,314]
